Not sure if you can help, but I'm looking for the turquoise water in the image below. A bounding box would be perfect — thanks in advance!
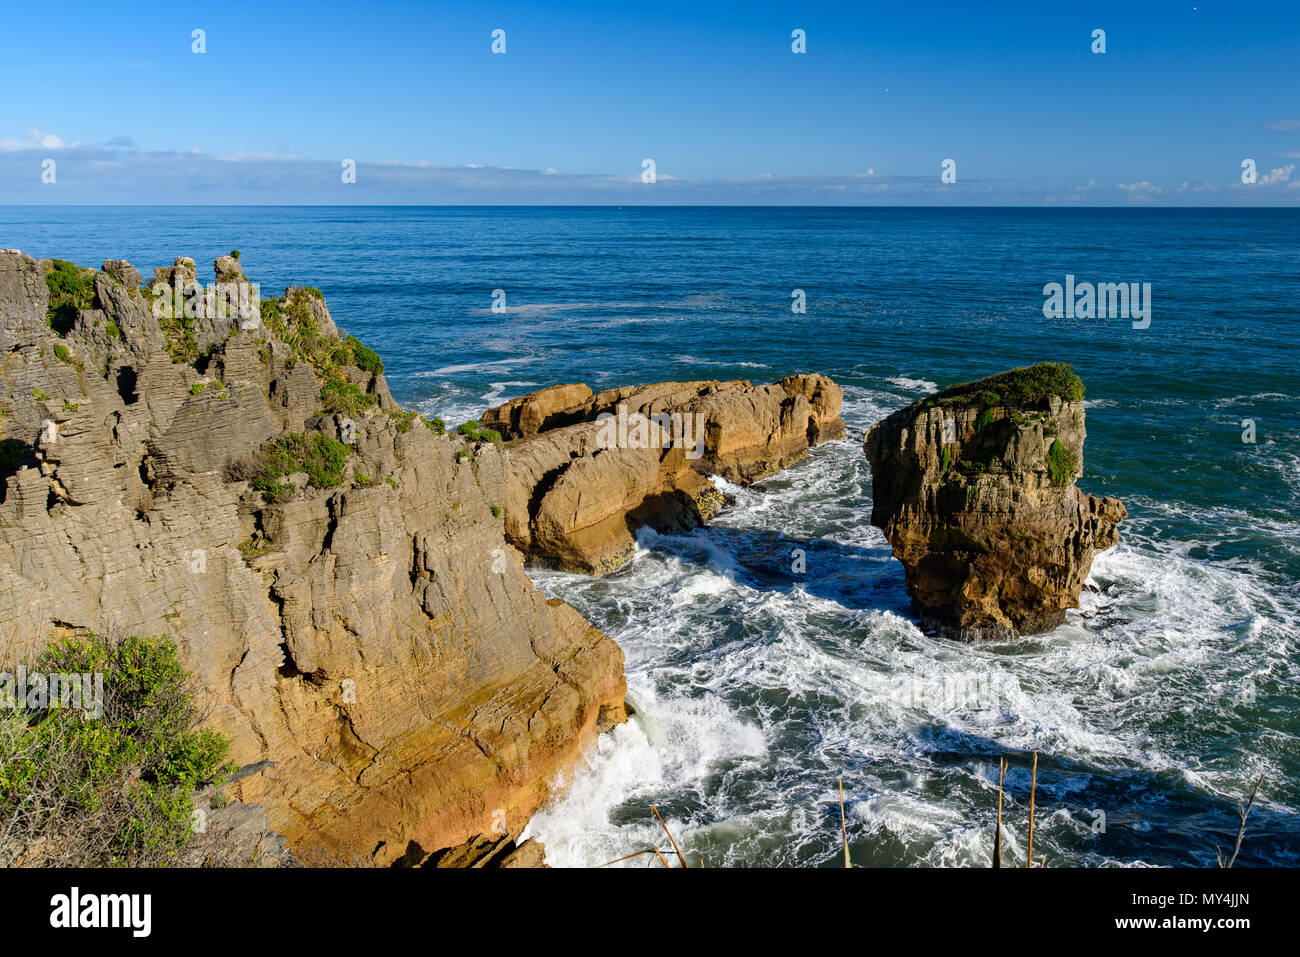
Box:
[4,206,1297,866]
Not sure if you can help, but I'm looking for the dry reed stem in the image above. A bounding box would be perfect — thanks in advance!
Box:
[652,804,688,868]
[994,756,1006,869]
[1027,750,1038,868]
[839,776,851,868]
[1218,773,1264,868]
[599,847,672,868]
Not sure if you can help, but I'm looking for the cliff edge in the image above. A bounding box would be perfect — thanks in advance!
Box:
[0,251,626,864]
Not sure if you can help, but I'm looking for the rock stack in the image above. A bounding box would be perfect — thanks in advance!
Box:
[864,363,1126,640]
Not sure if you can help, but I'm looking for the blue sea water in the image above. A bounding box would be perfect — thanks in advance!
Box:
[4,205,1298,867]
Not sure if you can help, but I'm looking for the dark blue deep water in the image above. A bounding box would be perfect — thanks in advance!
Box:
[4,206,1297,866]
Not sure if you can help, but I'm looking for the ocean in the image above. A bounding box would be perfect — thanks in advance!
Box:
[5,205,1297,867]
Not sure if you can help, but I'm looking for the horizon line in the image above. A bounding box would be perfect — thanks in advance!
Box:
[4,203,1299,211]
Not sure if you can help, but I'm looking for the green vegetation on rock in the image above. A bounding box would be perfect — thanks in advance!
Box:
[249,431,350,502]
[384,408,416,433]
[346,336,383,375]
[44,259,95,337]
[1046,438,1078,486]
[930,363,1085,408]
[259,290,386,418]
[158,310,198,364]
[319,378,376,417]
[0,634,233,866]
[456,420,503,444]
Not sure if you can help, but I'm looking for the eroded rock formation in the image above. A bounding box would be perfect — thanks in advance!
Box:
[864,363,1126,640]
[482,374,845,575]
[0,251,626,865]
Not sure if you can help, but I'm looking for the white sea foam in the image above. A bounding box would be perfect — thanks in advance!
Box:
[520,410,1300,868]
[675,355,770,370]
[481,380,537,407]
[416,356,543,376]
[885,376,938,394]
[508,384,1297,867]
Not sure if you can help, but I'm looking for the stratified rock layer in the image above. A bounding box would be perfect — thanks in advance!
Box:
[0,251,626,864]
[483,374,845,575]
[863,364,1126,640]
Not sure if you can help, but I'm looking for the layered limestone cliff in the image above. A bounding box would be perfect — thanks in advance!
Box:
[863,363,1126,640]
[482,374,845,575]
[0,251,626,865]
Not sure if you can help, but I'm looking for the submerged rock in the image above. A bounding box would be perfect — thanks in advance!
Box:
[863,363,1126,640]
[483,374,845,575]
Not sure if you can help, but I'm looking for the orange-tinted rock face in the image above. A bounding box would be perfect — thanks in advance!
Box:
[864,364,1126,640]
[0,251,626,865]
[483,374,845,575]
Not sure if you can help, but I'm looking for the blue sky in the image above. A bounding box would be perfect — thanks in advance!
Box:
[2,0,1298,204]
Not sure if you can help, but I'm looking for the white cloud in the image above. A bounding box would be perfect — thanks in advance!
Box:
[0,136,1285,206]
[1257,163,1294,185]
[1118,181,1164,200]
[0,128,68,151]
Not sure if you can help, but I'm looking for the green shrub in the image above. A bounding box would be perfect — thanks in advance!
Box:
[32,387,50,402]
[490,504,502,518]
[933,363,1084,407]
[456,421,502,444]
[259,298,281,332]
[105,321,122,340]
[53,343,71,364]
[44,259,95,336]
[230,249,240,261]
[426,416,446,436]
[190,382,206,396]
[319,379,375,417]
[250,431,351,501]
[1046,438,1078,486]
[0,634,233,866]
[158,309,198,364]
[975,406,996,433]
[384,408,416,433]
[940,445,952,473]
[346,336,384,375]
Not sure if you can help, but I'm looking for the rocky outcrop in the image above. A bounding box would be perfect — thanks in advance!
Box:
[864,363,1126,640]
[483,374,845,575]
[0,251,627,864]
